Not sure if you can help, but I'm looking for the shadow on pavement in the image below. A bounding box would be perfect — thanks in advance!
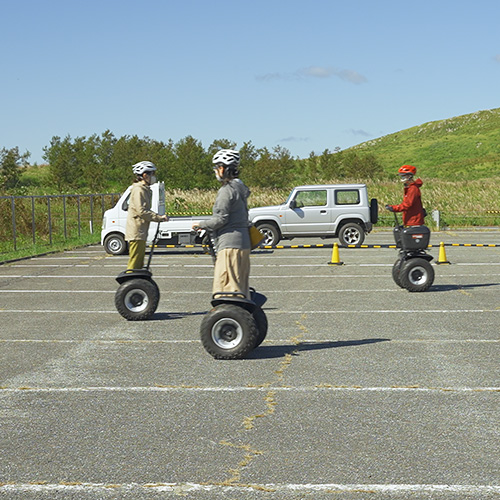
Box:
[249,338,391,360]
[148,311,206,321]
[429,283,499,292]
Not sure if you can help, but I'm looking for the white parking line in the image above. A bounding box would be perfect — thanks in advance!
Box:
[0,289,401,293]
[1,482,498,494]
[1,273,500,279]
[0,309,498,314]
[1,385,498,393]
[0,290,116,293]
[1,338,498,344]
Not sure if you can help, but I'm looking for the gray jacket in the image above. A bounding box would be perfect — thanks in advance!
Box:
[198,179,251,251]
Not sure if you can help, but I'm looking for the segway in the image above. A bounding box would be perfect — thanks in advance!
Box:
[114,224,161,320]
[391,213,434,292]
[198,231,268,359]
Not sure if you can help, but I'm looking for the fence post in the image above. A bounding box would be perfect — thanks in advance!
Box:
[432,210,440,231]
[77,195,81,237]
[11,197,17,251]
[63,195,67,239]
[47,197,53,245]
[31,196,36,244]
[90,195,94,234]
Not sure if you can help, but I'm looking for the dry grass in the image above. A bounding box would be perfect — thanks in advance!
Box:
[166,179,500,217]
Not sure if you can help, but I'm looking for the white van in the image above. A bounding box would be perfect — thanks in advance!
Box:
[101,182,210,254]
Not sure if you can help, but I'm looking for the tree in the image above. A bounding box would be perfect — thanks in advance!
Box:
[238,141,258,183]
[109,135,148,188]
[207,139,237,159]
[318,148,343,180]
[341,151,382,179]
[0,147,30,191]
[76,134,103,191]
[244,145,295,188]
[146,138,176,188]
[43,136,77,190]
[173,136,212,189]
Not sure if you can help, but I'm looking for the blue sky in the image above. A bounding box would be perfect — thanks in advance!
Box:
[1,0,499,164]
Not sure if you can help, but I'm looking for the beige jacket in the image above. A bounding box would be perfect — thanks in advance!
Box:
[125,181,164,241]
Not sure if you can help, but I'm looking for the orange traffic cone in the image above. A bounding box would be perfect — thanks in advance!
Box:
[436,241,450,265]
[328,242,344,265]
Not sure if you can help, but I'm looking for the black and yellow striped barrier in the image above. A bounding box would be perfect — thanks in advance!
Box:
[168,211,212,216]
[259,242,499,249]
[150,242,499,249]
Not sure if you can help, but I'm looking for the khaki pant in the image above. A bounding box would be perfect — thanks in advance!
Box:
[213,248,251,298]
[127,240,147,270]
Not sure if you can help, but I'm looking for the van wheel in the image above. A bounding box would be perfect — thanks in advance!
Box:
[200,305,258,359]
[339,223,365,246]
[400,258,434,292]
[115,278,159,320]
[104,234,128,255]
[256,223,280,246]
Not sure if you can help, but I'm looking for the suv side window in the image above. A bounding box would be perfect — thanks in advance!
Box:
[335,189,360,205]
[294,190,327,208]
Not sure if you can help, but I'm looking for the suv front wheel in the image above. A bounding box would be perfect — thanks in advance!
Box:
[338,223,365,246]
[256,223,280,246]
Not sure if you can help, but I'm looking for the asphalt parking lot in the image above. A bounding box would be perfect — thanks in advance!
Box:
[0,230,499,499]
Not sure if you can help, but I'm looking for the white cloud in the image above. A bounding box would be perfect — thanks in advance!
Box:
[299,66,367,84]
[298,66,336,78]
[335,69,368,84]
[494,54,500,63]
[278,136,310,143]
[256,72,289,82]
[257,65,367,84]
[348,129,371,137]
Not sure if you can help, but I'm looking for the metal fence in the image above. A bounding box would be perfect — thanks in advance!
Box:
[0,193,120,253]
[1,193,498,256]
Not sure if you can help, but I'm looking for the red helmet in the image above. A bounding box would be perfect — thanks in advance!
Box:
[398,165,416,176]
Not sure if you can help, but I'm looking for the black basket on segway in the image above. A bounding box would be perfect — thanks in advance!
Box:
[393,223,431,251]
[392,213,435,292]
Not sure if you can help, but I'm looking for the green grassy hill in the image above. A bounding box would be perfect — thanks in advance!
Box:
[349,107,500,179]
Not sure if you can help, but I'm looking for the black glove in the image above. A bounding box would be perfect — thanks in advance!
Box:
[385,205,394,212]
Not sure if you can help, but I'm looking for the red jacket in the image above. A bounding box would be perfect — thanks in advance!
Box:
[390,178,424,226]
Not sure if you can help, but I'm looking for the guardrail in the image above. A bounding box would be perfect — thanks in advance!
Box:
[0,193,120,253]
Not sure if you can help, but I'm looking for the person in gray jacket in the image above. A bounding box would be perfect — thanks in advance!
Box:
[193,149,251,298]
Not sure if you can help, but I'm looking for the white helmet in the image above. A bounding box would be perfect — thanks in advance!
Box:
[212,149,240,167]
[132,161,157,176]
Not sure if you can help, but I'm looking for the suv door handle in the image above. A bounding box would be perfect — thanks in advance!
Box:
[320,210,327,214]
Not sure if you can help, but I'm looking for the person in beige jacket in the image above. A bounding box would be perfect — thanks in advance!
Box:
[125,161,168,270]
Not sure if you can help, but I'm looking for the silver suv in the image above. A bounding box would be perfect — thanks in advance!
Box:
[249,184,378,246]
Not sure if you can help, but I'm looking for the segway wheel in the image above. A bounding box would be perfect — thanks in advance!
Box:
[200,304,258,359]
[115,278,160,320]
[253,307,268,347]
[392,258,404,288]
[399,258,435,292]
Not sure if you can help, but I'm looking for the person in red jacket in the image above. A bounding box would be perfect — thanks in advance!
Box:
[385,165,425,226]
